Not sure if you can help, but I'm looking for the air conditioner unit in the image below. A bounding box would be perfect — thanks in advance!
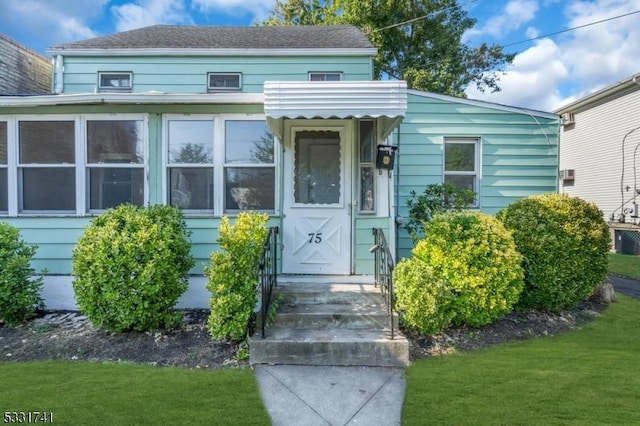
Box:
[561,112,575,126]
[560,169,575,181]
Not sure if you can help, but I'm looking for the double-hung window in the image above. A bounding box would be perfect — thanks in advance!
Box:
[18,120,76,213]
[0,121,7,212]
[86,120,145,211]
[444,137,479,205]
[224,120,275,212]
[167,120,215,211]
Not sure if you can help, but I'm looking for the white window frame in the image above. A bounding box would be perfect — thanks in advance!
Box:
[443,137,481,207]
[163,114,278,217]
[2,114,148,217]
[98,72,132,92]
[0,120,8,213]
[84,115,148,214]
[207,73,242,91]
[308,72,343,81]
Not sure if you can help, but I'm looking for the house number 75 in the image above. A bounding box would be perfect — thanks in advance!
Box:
[308,232,323,243]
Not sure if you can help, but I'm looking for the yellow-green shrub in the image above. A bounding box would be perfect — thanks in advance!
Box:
[395,212,523,334]
[206,212,268,341]
[72,205,194,332]
[497,193,610,311]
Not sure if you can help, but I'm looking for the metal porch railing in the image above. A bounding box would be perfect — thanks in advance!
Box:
[258,226,279,338]
[371,227,396,339]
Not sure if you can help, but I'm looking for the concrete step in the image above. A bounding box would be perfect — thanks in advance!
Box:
[250,328,409,367]
[250,278,408,367]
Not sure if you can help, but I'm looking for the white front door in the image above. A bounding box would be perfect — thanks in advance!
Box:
[282,121,352,274]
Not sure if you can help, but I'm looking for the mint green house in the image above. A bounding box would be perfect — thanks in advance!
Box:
[0,26,559,309]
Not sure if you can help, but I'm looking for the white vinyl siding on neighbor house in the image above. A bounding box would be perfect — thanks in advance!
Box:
[1,114,147,216]
[559,89,640,222]
[163,114,276,216]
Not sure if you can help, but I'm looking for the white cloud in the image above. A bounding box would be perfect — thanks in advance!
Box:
[466,0,640,112]
[467,0,539,39]
[112,0,193,32]
[191,0,276,21]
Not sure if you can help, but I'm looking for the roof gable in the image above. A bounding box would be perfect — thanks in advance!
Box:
[48,25,374,52]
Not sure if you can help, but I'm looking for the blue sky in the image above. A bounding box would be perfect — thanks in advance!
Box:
[1,0,639,111]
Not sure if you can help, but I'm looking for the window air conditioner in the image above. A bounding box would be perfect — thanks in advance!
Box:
[560,169,575,181]
[561,112,575,126]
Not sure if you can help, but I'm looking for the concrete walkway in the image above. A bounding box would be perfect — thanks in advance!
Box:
[255,365,405,426]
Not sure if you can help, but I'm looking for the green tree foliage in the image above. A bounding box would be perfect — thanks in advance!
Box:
[497,194,611,311]
[0,222,44,325]
[395,212,523,334]
[262,0,515,96]
[405,183,476,242]
[206,212,269,341]
[72,205,195,332]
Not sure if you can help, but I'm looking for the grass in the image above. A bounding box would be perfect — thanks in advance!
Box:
[0,362,270,425]
[403,294,640,425]
[608,252,640,280]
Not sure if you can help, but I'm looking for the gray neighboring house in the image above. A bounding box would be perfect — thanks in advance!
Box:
[555,72,640,254]
[0,34,51,94]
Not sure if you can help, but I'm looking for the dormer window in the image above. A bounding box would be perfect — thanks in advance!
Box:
[98,72,132,92]
[309,72,343,81]
[208,73,242,91]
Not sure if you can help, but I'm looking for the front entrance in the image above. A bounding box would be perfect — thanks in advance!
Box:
[282,121,352,274]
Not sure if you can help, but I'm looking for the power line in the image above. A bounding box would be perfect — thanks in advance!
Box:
[502,9,640,48]
[367,0,480,33]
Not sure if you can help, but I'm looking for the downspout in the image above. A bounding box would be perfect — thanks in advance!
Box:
[54,55,64,94]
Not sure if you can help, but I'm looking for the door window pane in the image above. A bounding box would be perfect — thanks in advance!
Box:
[168,121,213,164]
[88,121,143,164]
[88,168,144,210]
[169,168,213,210]
[225,168,275,210]
[225,121,274,164]
[21,168,75,211]
[294,131,340,205]
[19,121,74,163]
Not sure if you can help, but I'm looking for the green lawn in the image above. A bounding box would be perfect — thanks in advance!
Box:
[403,294,640,425]
[0,362,269,425]
[608,252,640,280]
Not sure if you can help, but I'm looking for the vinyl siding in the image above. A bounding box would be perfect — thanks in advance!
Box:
[60,56,373,94]
[559,88,640,221]
[395,92,559,259]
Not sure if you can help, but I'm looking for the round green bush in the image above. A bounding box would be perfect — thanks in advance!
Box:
[497,193,610,311]
[0,222,44,325]
[72,204,195,332]
[394,212,524,334]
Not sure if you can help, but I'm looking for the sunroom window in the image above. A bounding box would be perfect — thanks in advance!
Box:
[166,120,214,210]
[86,120,144,210]
[224,120,275,212]
[18,121,76,212]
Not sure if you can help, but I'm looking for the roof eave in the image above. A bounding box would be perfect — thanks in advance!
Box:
[0,92,265,107]
[554,74,640,114]
[46,47,378,57]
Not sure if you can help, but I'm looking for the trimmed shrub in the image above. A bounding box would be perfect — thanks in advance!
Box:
[395,212,524,334]
[0,222,44,325]
[497,193,611,311]
[72,204,195,332]
[405,183,476,242]
[206,212,268,341]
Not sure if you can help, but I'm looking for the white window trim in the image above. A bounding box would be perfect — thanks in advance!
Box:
[442,137,482,208]
[83,114,149,214]
[308,72,343,81]
[207,72,242,91]
[4,114,148,217]
[162,113,279,217]
[98,72,133,92]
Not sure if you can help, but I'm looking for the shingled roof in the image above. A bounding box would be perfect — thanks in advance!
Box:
[49,25,374,51]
